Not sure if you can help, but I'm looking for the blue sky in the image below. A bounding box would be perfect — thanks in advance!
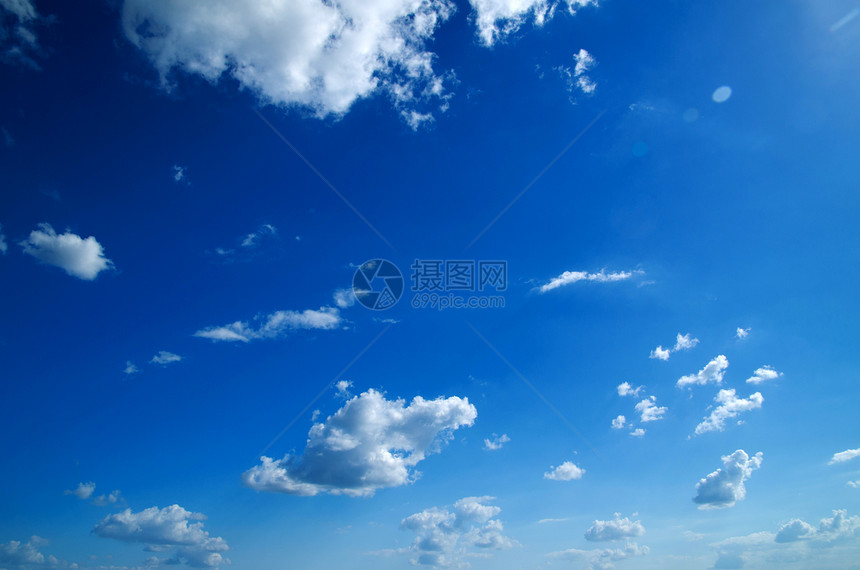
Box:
[1,0,859,568]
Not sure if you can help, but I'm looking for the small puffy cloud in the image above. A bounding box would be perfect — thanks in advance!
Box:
[549,541,649,570]
[775,509,860,543]
[745,365,782,384]
[242,389,476,497]
[399,496,516,567]
[64,481,95,500]
[635,396,666,423]
[93,504,229,567]
[333,288,355,309]
[150,351,182,365]
[124,361,140,375]
[122,0,457,127]
[611,415,626,430]
[556,48,597,95]
[173,164,187,183]
[693,389,763,436]
[240,224,277,248]
[483,433,510,451]
[537,269,641,293]
[736,327,750,339]
[19,223,113,280]
[829,448,860,465]
[673,333,699,352]
[630,428,645,437]
[774,519,817,543]
[676,355,729,388]
[91,489,124,507]
[194,306,342,342]
[848,480,860,488]
[0,535,65,569]
[649,346,670,360]
[544,461,585,481]
[616,382,643,398]
[334,380,352,397]
[693,449,763,509]
[0,223,7,254]
[584,513,645,542]
[470,0,597,46]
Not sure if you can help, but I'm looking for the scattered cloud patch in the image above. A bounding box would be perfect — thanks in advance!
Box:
[122,0,458,127]
[635,396,667,423]
[470,0,597,46]
[651,332,698,361]
[242,389,476,497]
[556,48,597,96]
[616,382,643,398]
[483,433,510,451]
[334,380,352,398]
[399,496,516,567]
[676,355,729,389]
[630,428,645,437]
[240,224,277,248]
[124,361,140,375]
[544,461,585,481]
[745,365,782,385]
[150,351,182,366]
[693,449,763,509]
[693,389,763,436]
[847,480,860,488]
[93,504,229,567]
[611,415,626,429]
[333,288,355,309]
[736,327,750,339]
[548,542,649,570]
[538,518,569,524]
[0,535,65,569]
[173,164,188,184]
[66,482,124,506]
[537,269,642,293]
[649,346,670,360]
[683,530,704,542]
[829,448,860,465]
[19,223,113,280]
[584,513,645,542]
[194,306,342,342]
[64,481,95,500]
[0,223,7,254]
[0,0,47,69]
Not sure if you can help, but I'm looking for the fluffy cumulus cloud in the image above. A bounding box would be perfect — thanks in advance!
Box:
[745,365,782,384]
[829,447,860,465]
[548,542,649,570]
[693,449,763,509]
[399,496,516,567]
[676,355,729,388]
[634,396,667,423]
[610,415,626,429]
[194,306,342,342]
[150,351,182,365]
[693,389,763,436]
[0,535,67,569]
[333,288,355,309]
[19,223,113,280]
[649,332,698,361]
[93,504,229,567]
[736,327,750,339]
[616,382,642,398]
[584,513,645,542]
[544,460,585,481]
[649,346,670,361]
[556,48,597,95]
[121,0,460,127]
[64,481,95,500]
[469,0,597,46]
[242,389,476,497]
[537,269,641,293]
[630,428,645,437]
[68,481,125,508]
[483,433,510,450]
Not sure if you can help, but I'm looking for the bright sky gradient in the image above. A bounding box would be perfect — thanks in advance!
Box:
[2,1,860,569]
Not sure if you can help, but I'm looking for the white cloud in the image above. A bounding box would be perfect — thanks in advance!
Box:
[483,433,510,450]
[616,382,643,398]
[537,269,641,293]
[848,480,860,488]
[124,361,140,375]
[746,365,782,384]
[736,327,750,339]
[91,489,124,507]
[776,509,860,543]
[548,541,649,570]
[556,48,597,95]
[538,518,569,524]
[399,496,516,567]
[544,461,585,481]
[333,288,356,309]
[649,346,670,360]
[635,396,666,423]
[774,519,817,543]
[829,448,860,465]
[0,535,65,569]
[630,428,645,437]
[0,0,45,69]
[676,355,729,388]
[94,504,229,568]
[0,223,7,254]
[693,449,763,509]
[673,333,699,351]
[693,389,763,436]
[173,164,187,183]
[584,513,645,542]
[242,389,476,497]
[19,223,113,280]
[122,0,458,127]
[64,481,95,500]
[194,306,342,342]
[240,224,277,248]
[683,530,704,542]
[469,0,597,46]
[150,351,182,365]
[610,415,626,429]
[334,379,352,397]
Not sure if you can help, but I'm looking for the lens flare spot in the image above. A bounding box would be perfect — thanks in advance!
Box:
[712,86,732,103]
